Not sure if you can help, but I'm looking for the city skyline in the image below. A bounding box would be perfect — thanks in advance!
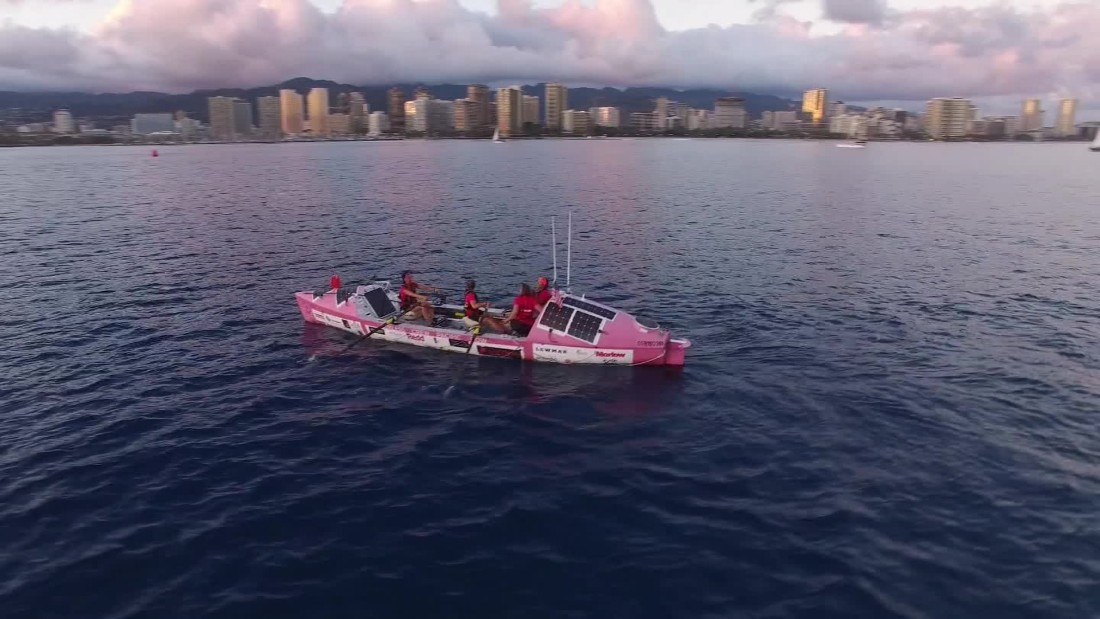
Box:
[1,0,1097,118]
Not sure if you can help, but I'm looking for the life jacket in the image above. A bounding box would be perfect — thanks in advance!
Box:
[464,291,481,319]
[534,287,552,307]
[514,294,538,326]
[399,282,418,310]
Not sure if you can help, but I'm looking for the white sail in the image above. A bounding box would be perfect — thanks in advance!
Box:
[1091,130,1100,150]
[492,128,501,142]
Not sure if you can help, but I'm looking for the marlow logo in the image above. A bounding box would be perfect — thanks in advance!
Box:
[595,351,626,358]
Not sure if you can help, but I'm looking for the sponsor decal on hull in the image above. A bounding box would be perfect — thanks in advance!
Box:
[532,344,635,364]
[312,309,364,334]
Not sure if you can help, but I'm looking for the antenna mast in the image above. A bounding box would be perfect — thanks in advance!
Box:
[551,216,558,284]
[566,211,572,291]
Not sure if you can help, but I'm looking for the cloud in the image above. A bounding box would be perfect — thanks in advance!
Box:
[822,0,886,25]
[0,0,1096,109]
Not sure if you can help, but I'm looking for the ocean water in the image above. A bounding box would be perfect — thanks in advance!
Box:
[0,140,1097,619]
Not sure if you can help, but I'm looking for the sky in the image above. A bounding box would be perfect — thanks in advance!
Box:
[1,0,1098,116]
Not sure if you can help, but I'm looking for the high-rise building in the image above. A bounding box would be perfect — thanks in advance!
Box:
[131,113,176,135]
[177,118,200,139]
[497,87,522,137]
[523,95,539,126]
[630,112,656,132]
[829,101,847,118]
[544,83,567,131]
[348,92,367,132]
[924,97,971,140]
[52,109,75,134]
[414,86,431,99]
[454,98,475,132]
[368,111,389,136]
[713,97,747,129]
[208,96,236,140]
[328,113,351,135]
[257,96,281,138]
[590,107,621,127]
[762,110,799,130]
[232,100,253,138]
[802,88,828,124]
[431,99,454,132]
[404,100,417,133]
[308,88,330,135]
[280,89,304,134]
[467,84,490,129]
[1055,99,1077,137]
[654,97,670,130]
[829,113,866,137]
[387,87,406,133]
[1021,98,1043,132]
[674,103,692,124]
[688,110,710,131]
[562,110,591,135]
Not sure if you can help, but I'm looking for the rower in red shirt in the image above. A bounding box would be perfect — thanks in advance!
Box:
[463,280,508,333]
[533,276,552,308]
[398,271,440,324]
[503,283,539,337]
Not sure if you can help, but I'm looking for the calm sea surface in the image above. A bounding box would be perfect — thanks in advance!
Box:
[1,140,1098,619]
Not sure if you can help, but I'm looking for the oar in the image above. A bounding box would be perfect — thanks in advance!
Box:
[338,314,399,355]
[444,303,499,398]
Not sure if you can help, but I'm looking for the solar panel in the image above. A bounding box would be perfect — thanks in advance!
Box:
[363,287,398,318]
[562,297,616,320]
[540,303,574,331]
[567,311,603,343]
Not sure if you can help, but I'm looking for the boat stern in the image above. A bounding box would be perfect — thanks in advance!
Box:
[665,338,691,366]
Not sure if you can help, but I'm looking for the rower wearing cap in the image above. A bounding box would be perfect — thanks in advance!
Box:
[398,270,439,324]
[533,275,553,308]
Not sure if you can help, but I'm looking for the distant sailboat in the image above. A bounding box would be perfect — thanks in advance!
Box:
[492,128,504,143]
[1090,130,1100,152]
[151,149,159,157]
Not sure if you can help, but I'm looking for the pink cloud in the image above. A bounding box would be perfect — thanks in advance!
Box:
[0,0,1095,110]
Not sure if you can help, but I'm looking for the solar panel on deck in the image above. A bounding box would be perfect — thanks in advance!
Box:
[540,303,574,332]
[562,297,616,320]
[363,287,397,318]
[567,311,603,343]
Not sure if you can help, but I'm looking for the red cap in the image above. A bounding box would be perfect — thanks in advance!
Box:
[537,276,549,287]
[330,274,341,290]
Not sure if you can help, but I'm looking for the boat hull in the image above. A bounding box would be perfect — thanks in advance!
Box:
[296,291,690,366]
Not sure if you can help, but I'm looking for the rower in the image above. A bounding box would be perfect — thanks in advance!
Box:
[398,271,439,324]
[463,280,508,333]
[502,283,538,337]
[533,275,552,308]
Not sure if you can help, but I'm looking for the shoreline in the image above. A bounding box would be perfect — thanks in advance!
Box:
[0,134,1091,148]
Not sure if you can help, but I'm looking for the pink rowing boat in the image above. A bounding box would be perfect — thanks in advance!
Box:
[294,281,691,366]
